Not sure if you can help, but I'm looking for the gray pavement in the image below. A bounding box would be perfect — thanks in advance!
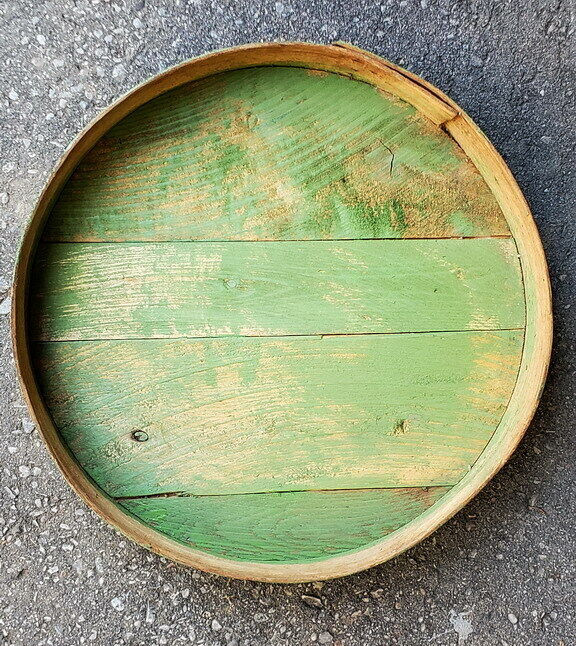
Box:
[0,1,575,644]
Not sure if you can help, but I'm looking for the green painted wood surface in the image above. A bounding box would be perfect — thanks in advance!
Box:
[30,64,528,564]
[43,67,509,242]
[119,486,450,563]
[35,331,523,497]
[31,238,524,341]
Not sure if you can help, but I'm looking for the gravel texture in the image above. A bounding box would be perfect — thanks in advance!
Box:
[0,1,575,645]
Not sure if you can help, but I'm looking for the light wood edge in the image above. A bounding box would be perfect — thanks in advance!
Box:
[11,42,552,583]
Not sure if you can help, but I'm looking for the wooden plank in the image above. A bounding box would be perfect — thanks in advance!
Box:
[119,486,451,563]
[43,66,509,242]
[31,238,524,341]
[35,331,523,497]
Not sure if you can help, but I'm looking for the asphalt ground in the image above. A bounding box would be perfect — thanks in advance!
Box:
[0,1,574,644]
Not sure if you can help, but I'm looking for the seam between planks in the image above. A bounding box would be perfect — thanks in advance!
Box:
[40,235,514,244]
[114,484,451,501]
[33,327,525,344]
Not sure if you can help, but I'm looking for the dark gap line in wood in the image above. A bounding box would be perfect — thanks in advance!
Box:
[33,327,526,344]
[114,484,451,501]
[40,235,514,244]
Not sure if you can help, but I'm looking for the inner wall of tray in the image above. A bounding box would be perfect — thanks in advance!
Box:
[28,66,526,564]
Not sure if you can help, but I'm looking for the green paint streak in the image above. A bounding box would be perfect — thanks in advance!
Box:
[35,331,523,498]
[43,66,509,241]
[31,238,524,341]
[119,487,451,563]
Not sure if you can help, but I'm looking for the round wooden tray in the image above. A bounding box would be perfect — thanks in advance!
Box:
[13,43,552,582]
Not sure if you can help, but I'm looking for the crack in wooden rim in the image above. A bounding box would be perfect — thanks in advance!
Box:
[11,42,552,583]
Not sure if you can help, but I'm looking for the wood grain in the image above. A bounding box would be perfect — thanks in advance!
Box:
[35,331,523,497]
[31,238,524,341]
[43,67,509,242]
[119,486,450,562]
[11,43,550,581]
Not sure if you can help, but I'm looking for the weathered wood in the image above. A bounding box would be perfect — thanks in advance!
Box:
[43,67,509,242]
[31,238,524,341]
[36,331,523,497]
[119,486,451,563]
[11,43,551,582]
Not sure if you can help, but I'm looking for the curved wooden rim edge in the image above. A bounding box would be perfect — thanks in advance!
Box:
[11,42,552,583]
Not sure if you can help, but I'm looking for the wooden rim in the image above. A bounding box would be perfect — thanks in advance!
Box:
[12,42,552,583]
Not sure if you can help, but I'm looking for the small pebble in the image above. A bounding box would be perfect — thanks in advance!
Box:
[211,619,222,632]
[111,597,125,611]
[302,594,323,608]
[22,420,35,434]
[112,64,126,79]
[508,612,518,625]
[145,603,155,624]
[0,297,11,315]
[318,631,333,644]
